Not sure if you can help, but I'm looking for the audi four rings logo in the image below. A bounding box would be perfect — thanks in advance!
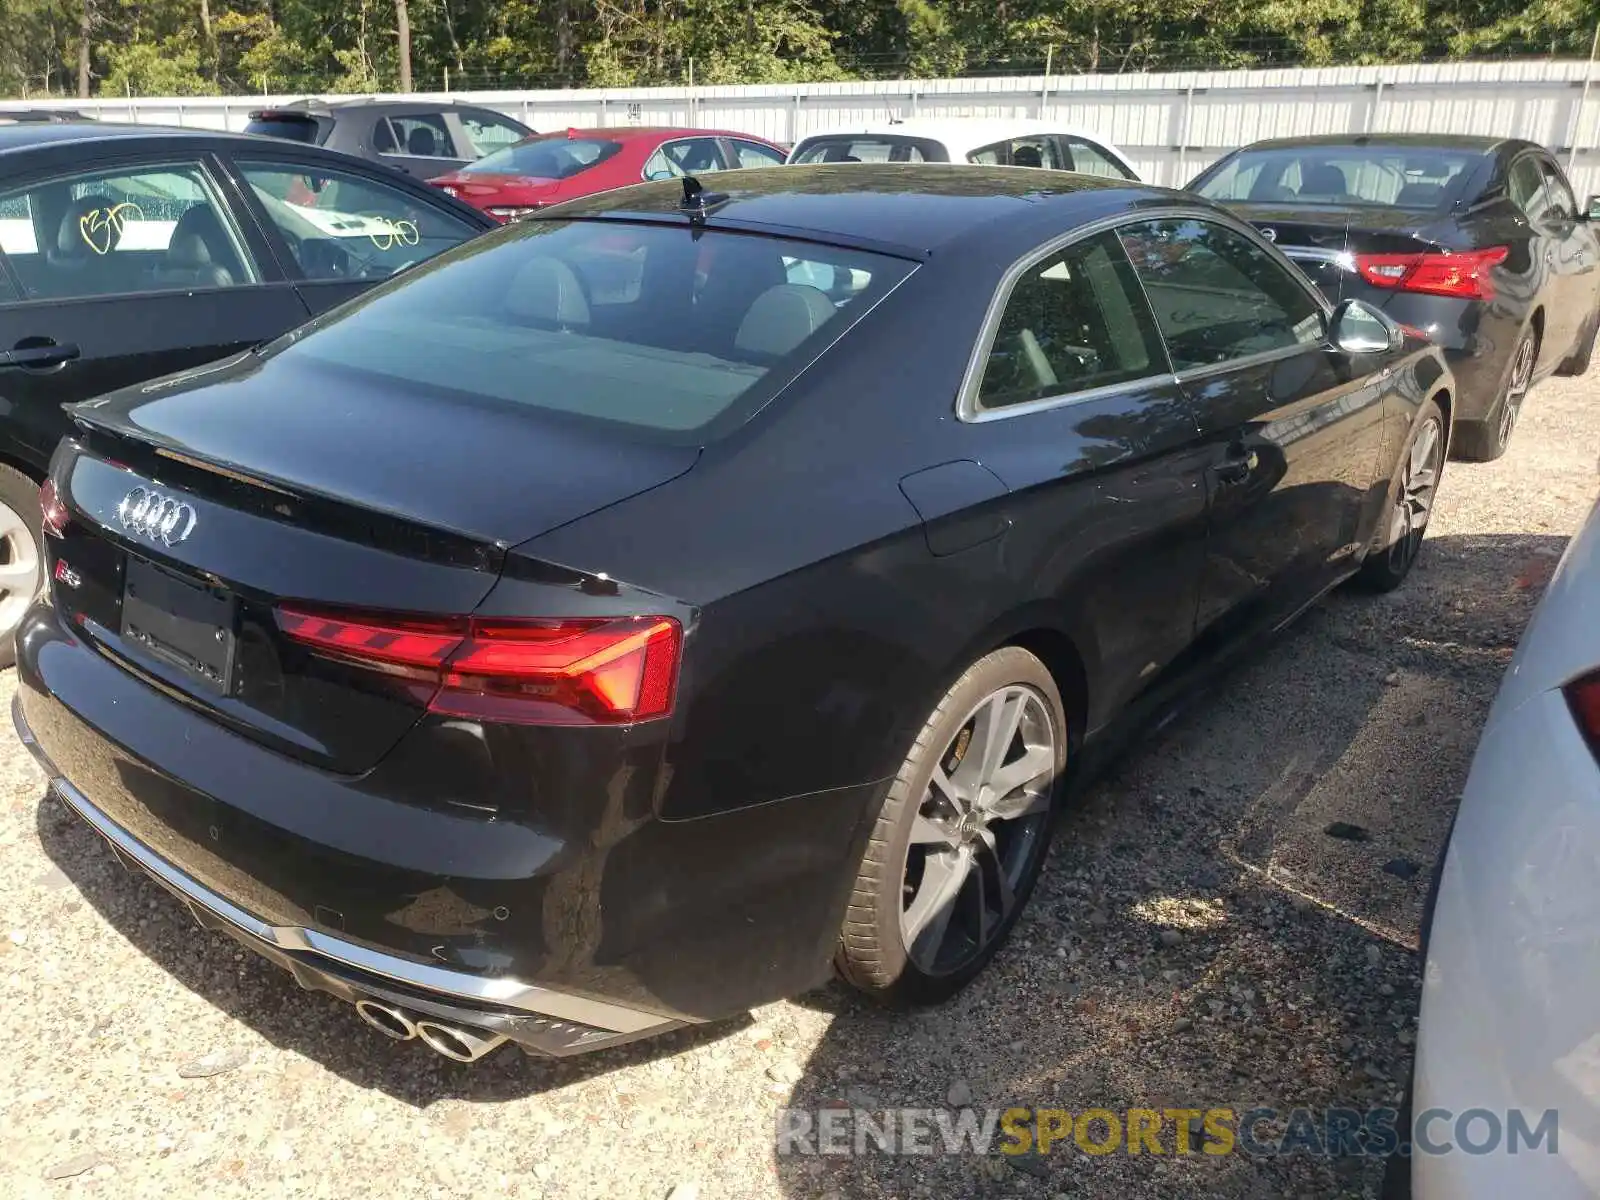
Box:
[116,487,197,546]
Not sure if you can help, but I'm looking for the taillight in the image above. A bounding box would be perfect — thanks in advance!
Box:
[39,478,67,537]
[1354,246,1508,301]
[1567,670,1600,761]
[275,606,682,725]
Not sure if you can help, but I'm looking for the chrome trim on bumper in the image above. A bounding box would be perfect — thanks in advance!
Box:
[12,693,669,1037]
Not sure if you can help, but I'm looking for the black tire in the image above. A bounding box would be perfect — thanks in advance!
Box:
[0,462,42,670]
[836,646,1067,1007]
[1356,398,1445,593]
[1557,306,1598,377]
[1453,326,1537,462]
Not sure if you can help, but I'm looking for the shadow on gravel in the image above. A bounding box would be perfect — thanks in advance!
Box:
[770,531,1567,1200]
[28,531,1568,1169]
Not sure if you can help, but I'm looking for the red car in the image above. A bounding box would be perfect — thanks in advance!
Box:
[427,126,789,221]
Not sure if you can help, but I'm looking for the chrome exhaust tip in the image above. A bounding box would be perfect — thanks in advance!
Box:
[355,999,418,1041]
[414,1020,509,1063]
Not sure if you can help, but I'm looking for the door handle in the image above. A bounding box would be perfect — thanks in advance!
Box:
[2,342,80,369]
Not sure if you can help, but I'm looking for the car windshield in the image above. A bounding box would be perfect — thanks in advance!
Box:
[1193,147,1478,209]
[790,136,942,164]
[260,219,916,441]
[462,137,624,179]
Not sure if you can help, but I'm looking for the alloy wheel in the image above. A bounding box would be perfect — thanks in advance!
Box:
[1386,415,1443,575]
[1499,335,1536,449]
[0,499,40,642]
[900,684,1056,976]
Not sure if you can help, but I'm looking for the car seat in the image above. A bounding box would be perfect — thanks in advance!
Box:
[150,205,240,289]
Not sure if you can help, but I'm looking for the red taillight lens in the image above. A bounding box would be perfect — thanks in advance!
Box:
[1354,246,1508,301]
[1567,670,1600,760]
[39,478,67,538]
[275,606,682,726]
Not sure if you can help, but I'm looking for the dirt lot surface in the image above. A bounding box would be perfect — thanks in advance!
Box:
[0,375,1595,1200]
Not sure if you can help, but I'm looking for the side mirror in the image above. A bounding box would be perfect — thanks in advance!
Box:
[1328,298,1401,355]
[1586,194,1600,222]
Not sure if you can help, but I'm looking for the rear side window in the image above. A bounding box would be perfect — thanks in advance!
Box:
[376,114,453,158]
[263,220,916,439]
[1063,138,1135,180]
[790,136,946,164]
[977,230,1166,410]
[968,137,1064,169]
[458,111,528,157]
[463,137,622,179]
[1117,218,1324,371]
[642,138,726,180]
[245,115,326,145]
[0,163,258,301]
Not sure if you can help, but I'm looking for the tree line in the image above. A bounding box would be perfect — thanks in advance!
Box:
[2,0,1596,101]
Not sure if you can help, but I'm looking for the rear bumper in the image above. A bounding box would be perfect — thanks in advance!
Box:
[15,601,878,1055]
[15,693,677,1055]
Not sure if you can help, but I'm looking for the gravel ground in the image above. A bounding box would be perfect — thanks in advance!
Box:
[1,375,1596,1200]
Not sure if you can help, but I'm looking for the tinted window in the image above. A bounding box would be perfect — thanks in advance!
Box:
[261,221,914,438]
[977,231,1166,410]
[244,115,325,144]
[1193,147,1475,208]
[642,138,726,180]
[1118,218,1324,371]
[458,112,527,157]
[791,136,938,164]
[1541,160,1578,220]
[0,163,258,301]
[463,137,623,179]
[732,140,785,168]
[1508,156,1549,217]
[379,114,453,158]
[968,137,1063,169]
[239,163,479,282]
[1063,138,1135,180]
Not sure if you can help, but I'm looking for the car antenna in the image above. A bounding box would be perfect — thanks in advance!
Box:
[679,174,727,225]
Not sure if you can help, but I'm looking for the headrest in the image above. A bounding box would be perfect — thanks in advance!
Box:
[734,283,836,358]
[1300,164,1348,196]
[166,232,213,269]
[505,258,591,328]
[408,126,437,156]
[1396,182,1444,208]
[58,194,124,257]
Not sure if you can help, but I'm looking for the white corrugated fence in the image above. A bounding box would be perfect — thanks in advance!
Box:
[12,58,1600,196]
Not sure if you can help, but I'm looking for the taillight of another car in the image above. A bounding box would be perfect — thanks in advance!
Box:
[275,606,682,726]
[1567,670,1600,762]
[1354,246,1509,301]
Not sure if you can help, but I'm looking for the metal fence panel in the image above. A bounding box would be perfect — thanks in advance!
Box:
[12,58,1600,194]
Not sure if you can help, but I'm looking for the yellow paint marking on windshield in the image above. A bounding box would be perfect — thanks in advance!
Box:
[79,201,146,255]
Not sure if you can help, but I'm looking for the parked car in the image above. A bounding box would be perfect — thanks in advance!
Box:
[0,108,92,124]
[1405,495,1600,1197]
[14,165,1451,1062]
[786,118,1140,180]
[427,126,789,222]
[1188,134,1600,462]
[244,98,535,180]
[0,121,495,662]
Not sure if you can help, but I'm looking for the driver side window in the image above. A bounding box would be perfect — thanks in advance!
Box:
[1116,218,1324,372]
[237,161,479,283]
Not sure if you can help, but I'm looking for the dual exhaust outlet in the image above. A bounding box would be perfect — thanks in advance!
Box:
[354,998,508,1062]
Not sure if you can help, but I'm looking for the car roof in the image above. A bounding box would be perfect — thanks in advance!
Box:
[0,121,222,152]
[520,126,776,143]
[1232,133,1509,154]
[544,162,1167,258]
[795,118,1121,158]
[260,97,510,115]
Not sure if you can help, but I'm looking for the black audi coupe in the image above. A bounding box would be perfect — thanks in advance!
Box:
[1189,134,1600,461]
[15,166,1453,1061]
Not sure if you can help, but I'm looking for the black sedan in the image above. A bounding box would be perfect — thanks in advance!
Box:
[0,121,494,663]
[1189,134,1600,461]
[15,166,1452,1060]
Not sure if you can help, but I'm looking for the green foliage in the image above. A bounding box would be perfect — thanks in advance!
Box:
[0,0,1595,99]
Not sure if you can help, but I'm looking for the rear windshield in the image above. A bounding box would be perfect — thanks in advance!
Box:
[462,137,624,179]
[261,219,915,441]
[789,136,949,164]
[245,115,326,145]
[1193,147,1477,209]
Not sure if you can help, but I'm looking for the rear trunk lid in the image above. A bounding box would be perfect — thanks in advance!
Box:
[1223,202,1453,301]
[56,350,697,774]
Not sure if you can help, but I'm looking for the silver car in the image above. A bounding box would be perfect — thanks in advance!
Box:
[1412,493,1600,1196]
